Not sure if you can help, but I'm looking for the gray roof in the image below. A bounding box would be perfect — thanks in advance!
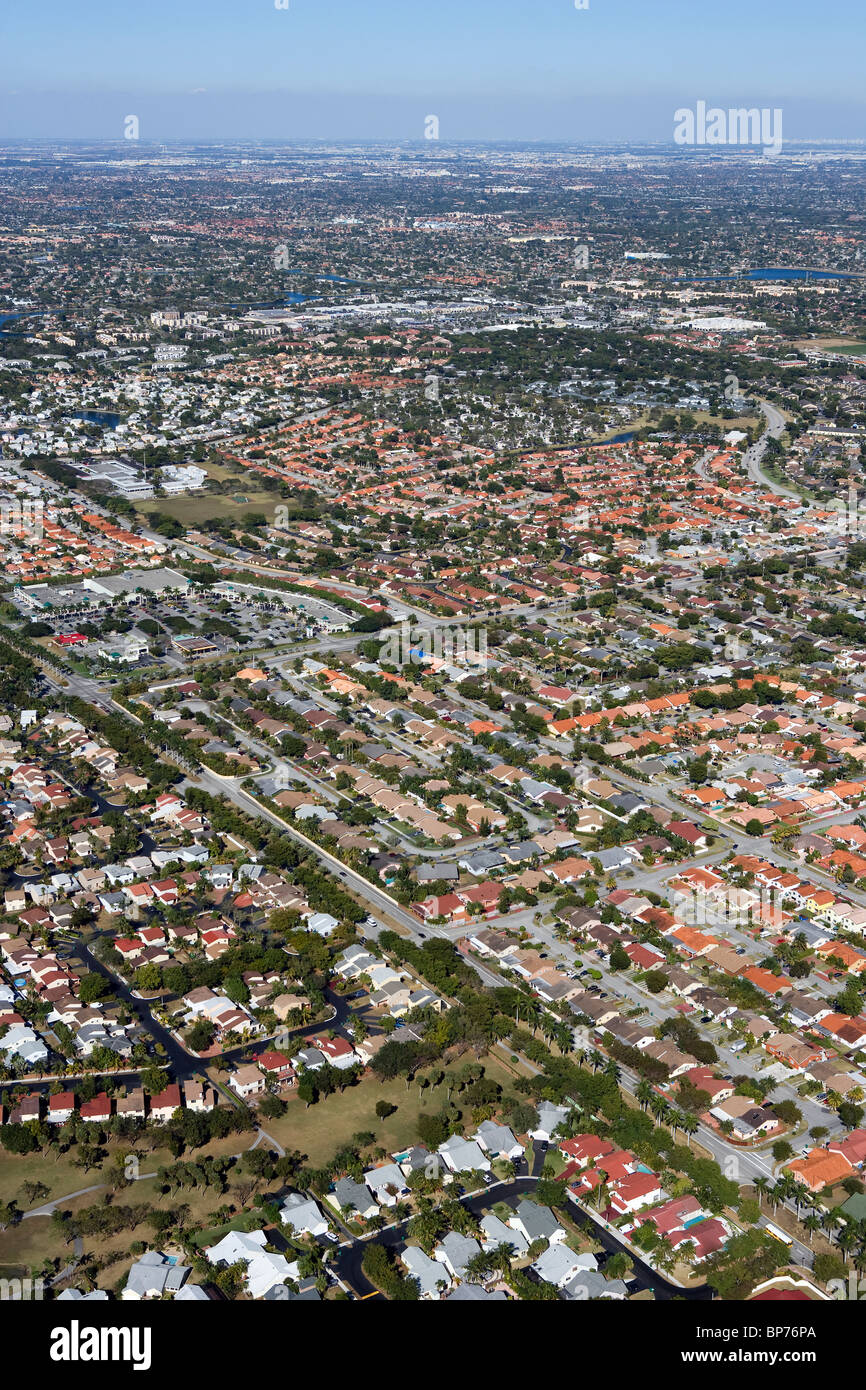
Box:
[514,1200,562,1243]
[333,1176,375,1213]
[532,1243,593,1286]
[174,1284,210,1301]
[500,840,541,863]
[475,1119,519,1155]
[480,1212,528,1256]
[125,1251,190,1298]
[435,1231,481,1277]
[596,847,633,870]
[445,1284,508,1301]
[264,1279,322,1301]
[402,1245,449,1297]
[459,851,506,873]
[281,1192,327,1234]
[533,1100,568,1136]
[518,779,556,801]
[400,1145,442,1174]
[561,1269,628,1300]
[416,862,459,882]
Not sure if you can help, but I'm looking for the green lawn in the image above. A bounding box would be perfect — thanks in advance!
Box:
[262,1052,520,1167]
[136,487,282,528]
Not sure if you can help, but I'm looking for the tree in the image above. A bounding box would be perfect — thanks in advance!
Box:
[259,1093,286,1119]
[20,1180,49,1207]
[814,1251,847,1284]
[701,1228,786,1300]
[77,972,110,1004]
[134,963,163,993]
[772,1099,801,1126]
[609,943,630,972]
[361,1243,419,1300]
[605,1251,632,1281]
[297,1078,316,1109]
[417,1112,449,1149]
[186,1018,216,1052]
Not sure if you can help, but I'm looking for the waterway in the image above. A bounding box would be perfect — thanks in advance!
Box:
[676,267,860,283]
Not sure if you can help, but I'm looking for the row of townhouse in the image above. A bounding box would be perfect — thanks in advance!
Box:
[228,1049,297,1097]
[339,764,459,843]
[2,938,140,1062]
[183,985,261,1040]
[332,943,446,1017]
[147,791,207,837]
[2,1080,216,1127]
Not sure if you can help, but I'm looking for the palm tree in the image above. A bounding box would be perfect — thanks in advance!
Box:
[680,1114,698,1148]
[650,1095,669,1126]
[787,1177,805,1220]
[668,1109,686,1141]
[593,1180,611,1214]
[636,1080,653,1112]
[838,1225,857,1264]
[803,1212,822,1246]
[653,1234,677,1274]
[823,1207,845,1245]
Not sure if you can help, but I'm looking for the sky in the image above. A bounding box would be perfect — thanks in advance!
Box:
[0,0,863,143]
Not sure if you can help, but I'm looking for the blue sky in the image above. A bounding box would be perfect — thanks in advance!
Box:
[0,0,863,142]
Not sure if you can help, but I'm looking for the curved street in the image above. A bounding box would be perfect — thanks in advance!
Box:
[331,1175,714,1301]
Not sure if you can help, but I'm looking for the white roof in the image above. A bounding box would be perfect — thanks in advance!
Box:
[402,1246,449,1296]
[438,1136,490,1172]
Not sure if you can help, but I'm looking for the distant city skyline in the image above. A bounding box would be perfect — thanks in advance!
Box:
[1,0,864,143]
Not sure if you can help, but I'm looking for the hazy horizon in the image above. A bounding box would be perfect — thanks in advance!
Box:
[1,0,864,144]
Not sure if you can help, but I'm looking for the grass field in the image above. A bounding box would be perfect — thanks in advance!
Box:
[0,1125,285,1284]
[795,337,866,354]
[135,486,281,527]
[261,1052,522,1167]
